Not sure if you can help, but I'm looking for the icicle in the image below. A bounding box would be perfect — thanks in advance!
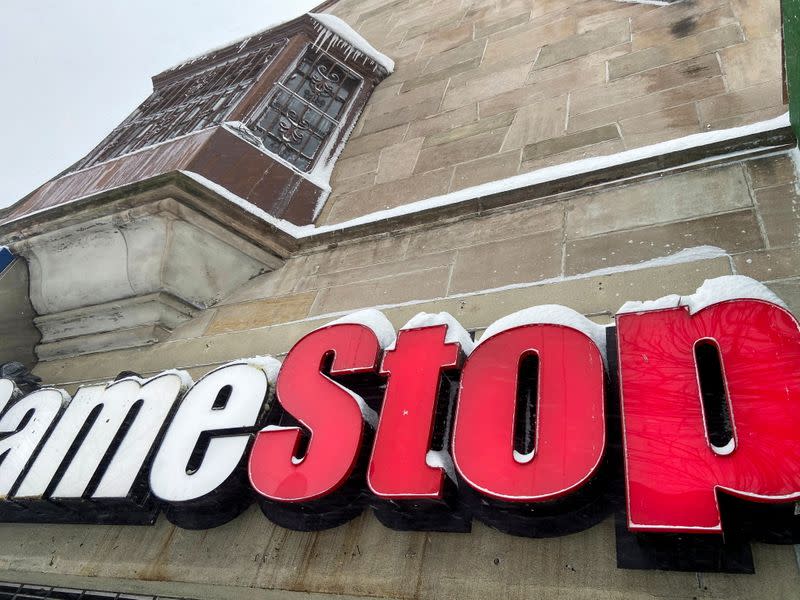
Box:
[313,28,324,49]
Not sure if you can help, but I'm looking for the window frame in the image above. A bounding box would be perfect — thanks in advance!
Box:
[244,42,366,174]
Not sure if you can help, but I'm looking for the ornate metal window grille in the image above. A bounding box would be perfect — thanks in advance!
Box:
[76,39,288,169]
[250,45,362,172]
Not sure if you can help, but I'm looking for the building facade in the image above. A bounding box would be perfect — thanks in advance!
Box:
[0,0,799,598]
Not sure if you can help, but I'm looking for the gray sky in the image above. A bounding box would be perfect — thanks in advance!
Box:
[0,1,320,208]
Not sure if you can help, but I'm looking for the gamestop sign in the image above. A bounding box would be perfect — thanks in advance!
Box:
[1,275,799,571]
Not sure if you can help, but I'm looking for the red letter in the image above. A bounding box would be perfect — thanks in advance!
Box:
[368,324,463,499]
[249,322,382,502]
[453,322,606,501]
[616,299,800,533]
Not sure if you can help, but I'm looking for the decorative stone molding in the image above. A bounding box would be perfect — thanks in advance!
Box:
[1,174,292,360]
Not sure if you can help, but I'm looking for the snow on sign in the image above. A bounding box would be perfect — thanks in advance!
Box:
[0,275,799,572]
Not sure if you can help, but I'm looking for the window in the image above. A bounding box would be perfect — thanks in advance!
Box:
[75,38,288,170]
[250,45,362,172]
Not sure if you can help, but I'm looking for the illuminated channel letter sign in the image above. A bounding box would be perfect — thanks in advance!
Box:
[0,275,798,573]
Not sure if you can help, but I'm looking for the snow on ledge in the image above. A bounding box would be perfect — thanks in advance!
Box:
[310,13,395,73]
[477,305,608,366]
[388,312,475,355]
[315,114,790,235]
[176,114,790,242]
[325,308,397,349]
[618,275,788,315]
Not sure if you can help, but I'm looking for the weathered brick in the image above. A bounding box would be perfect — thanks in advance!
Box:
[401,57,482,94]
[403,10,464,40]
[577,2,656,35]
[304,234,412,276]
[448,229,563,294]
[368,80,448,118]
[331,171,377,195]
[566,165,752,239]
[340,124,408,159]
[479,86,548,119]
[571,54,722,115]
[360,99,442,135]
[425,39,487,74]
[565,210,764,275]
[754,184,800,248]
[521,138,626,171]
[730,0,781,39]
[568,77,726,133]
[474,11,531,38]
[424,111,516,148]
[733,247,800,281]
[631,6,737,51]
[747,154,798,190]
[630,0,730,33]
[415,130,507,173]
[619,103,702,147]
[404,201,564,257]
[483,16,576,66]
[299,252,455,291]
[696,79,784,125]
[376,137,424,183]
[206,292,317,335]
[309,266,451,315]
[332,152,380,182]
[502,95,568,151]
[418,23,474,58]
[442,63,531,111]
[718,34,782,91]
[324,167,453,224]
[608,24,744,80]
[703,106,787,130]
[406,104,479,140]
[222,256,310,304]
[450,150,522,191]
[522,124,620,162]
[767,280,800,315]
[534,19,630,69]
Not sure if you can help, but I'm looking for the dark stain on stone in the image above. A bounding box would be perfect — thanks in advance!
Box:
[683,62,710,77]
[671,17,697,38]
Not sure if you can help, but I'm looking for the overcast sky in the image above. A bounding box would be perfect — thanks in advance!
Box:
[0,1,320,208]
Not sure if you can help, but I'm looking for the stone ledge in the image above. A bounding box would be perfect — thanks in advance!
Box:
[0,177,296,361]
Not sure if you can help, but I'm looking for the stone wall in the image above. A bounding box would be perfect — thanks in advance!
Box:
[33,150,800,393]
[319,0,786,224]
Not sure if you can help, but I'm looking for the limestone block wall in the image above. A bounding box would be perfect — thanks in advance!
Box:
[318,0,786,224]
[32,150,800,388]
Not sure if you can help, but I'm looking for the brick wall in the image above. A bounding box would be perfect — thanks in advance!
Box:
[318,0,786,224]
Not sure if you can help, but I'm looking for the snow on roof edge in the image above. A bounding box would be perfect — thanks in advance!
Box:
[309,13,395,73]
